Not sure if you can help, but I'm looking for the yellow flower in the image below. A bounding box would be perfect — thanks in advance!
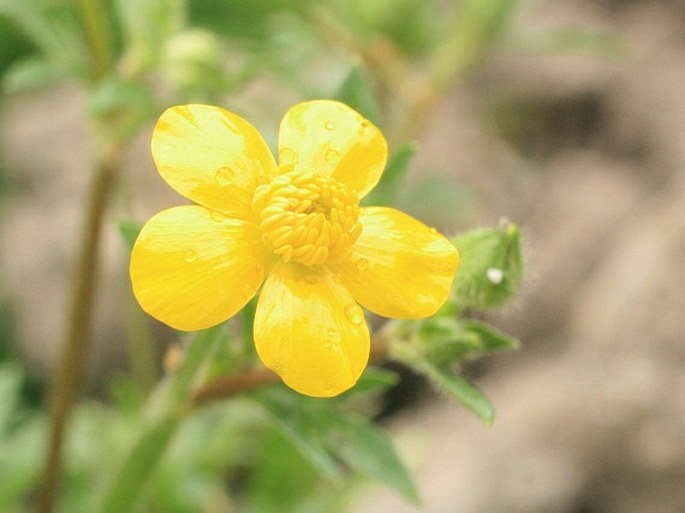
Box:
[130,100,459,397]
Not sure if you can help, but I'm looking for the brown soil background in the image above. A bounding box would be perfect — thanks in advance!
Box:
[1,0,684,512]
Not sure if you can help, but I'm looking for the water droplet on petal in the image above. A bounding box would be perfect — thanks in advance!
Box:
[255,264,265,276]
[279,147,297,165]
[324,383,334,394]
[429,227,438,234]
[327,327,336,339]
[355,257,369,271]
[326,149,340,165]
[324,120,335,131]
[343,304,364,325]
[215,166,234,187]
[183,249,197,263]
[359,120,370,135]
[332,272,343,283]
[304,273,318,285]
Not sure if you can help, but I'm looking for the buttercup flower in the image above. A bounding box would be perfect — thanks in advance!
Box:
[130,100,459,397]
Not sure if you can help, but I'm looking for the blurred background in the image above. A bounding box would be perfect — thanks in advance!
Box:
[1,0,684,512]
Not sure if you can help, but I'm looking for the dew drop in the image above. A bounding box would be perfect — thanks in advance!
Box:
[214,166,234,187]
[324,383,334,394]
[359,120,370,135]
[325,149,340,165]
[304,273,318,285]
[429,227,438,234]
[183,249,197,263]
[355,257,369,271]
[255,263,265,276]
[486,267,504,285]
[332,272,343,283]
[279,147,297,164]
[343,304,364,325]
[327,327,336,339]
[324,120,335,131]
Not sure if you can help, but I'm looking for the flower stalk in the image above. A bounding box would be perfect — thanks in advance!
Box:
[37,0,117,511]
[38,141,122,513]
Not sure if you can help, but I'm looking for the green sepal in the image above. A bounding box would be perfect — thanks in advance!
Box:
[451,222,523,310]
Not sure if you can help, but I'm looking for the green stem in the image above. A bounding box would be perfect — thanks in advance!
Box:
[38,142,121,513]
[76,0,115,81]
[125,293,158,394]
[37,1,117,510]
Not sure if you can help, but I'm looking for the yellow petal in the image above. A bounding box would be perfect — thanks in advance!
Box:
[278,100,387,198]
[130,205,270,331]
[333,207,459,319]
[152,105,277,222]
[254,261,370,397]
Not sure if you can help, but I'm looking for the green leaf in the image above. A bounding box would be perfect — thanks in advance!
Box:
[2,56,62,93]
[364,144,416,206]
[416,359,495,425]
[88,76,157,139]
[334,63,380,125]
[451,222,523,309]
[243,427,327,513]
[98,418,180,513]
[258,392,344,482]
[333,414,420,503]
[419,317,519,365]
[342,366,399,396]
[0,363,22,433]
[397,176,473,224]
[460,320,520,352]
[188,0,313,41]
[117,219,141,251]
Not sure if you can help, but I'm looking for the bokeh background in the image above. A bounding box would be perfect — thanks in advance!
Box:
[1,0,684,512]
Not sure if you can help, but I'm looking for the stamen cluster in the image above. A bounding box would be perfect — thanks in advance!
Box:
[252,169,362,266]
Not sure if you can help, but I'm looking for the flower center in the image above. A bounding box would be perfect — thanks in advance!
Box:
[252,169,362,266]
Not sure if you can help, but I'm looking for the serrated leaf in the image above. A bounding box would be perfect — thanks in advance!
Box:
[364,144,416,206]
[418,360,495,425]
[334,63,380,124]
[333,414,420,503]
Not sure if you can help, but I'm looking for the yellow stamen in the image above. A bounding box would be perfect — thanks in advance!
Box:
[253,169,361,266]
